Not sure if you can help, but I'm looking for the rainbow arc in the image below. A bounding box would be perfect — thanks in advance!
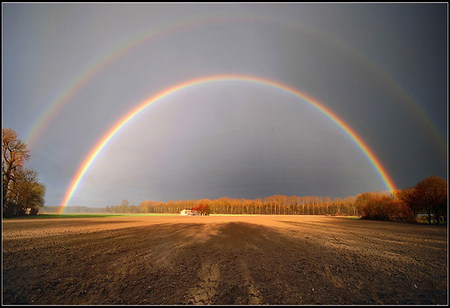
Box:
[59,74,397,213]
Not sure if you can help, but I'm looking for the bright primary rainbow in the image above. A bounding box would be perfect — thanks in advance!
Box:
[58,74,397,213]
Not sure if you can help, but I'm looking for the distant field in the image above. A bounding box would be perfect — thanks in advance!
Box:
[3,213,125,219]
[8,213,363,218]
[8,213,262,219]
[5,213,180,219]
[3,215,447,305]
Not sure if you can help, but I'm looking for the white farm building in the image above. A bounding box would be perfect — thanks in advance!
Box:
[180,209,199,216]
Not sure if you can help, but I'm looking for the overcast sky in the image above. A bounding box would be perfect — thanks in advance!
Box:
[2,3,447,207]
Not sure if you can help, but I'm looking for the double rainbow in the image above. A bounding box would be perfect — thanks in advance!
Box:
[58,74,397,212]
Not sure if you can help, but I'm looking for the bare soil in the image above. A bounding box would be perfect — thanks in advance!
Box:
[2,215,447,305]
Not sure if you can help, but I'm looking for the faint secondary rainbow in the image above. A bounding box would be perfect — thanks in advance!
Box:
[24,15,248,149]
[59,74,397,212]
[25,14,445,159]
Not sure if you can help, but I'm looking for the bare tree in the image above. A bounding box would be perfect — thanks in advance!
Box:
[2,129,30,204]
[2,129,45,217]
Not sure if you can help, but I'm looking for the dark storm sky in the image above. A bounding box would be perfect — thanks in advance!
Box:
[2,3,447,206]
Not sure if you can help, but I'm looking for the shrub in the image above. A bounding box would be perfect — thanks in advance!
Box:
[356,192,413,222]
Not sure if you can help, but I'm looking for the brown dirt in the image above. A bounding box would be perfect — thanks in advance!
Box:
[2,215,447,305]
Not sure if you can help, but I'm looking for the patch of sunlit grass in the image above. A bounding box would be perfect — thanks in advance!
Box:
[209,214,254,216]
[3,213,125,219]
[123,213,179,216]
[4,213,183,219]
[341,216,361,220]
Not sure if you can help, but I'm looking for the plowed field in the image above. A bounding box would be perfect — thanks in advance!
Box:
[2,215,447,305]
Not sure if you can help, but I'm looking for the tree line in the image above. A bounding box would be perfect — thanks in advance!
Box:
[2,129,46,217]
[103,176,447,225]
[355,176,447,224]
[44,195,358,216]
[45,176,447,225]
[125,195,359,216]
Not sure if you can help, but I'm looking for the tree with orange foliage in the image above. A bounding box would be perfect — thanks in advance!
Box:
[397,176,447,224]
[414,176,447,224]
[191,202,210,216]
